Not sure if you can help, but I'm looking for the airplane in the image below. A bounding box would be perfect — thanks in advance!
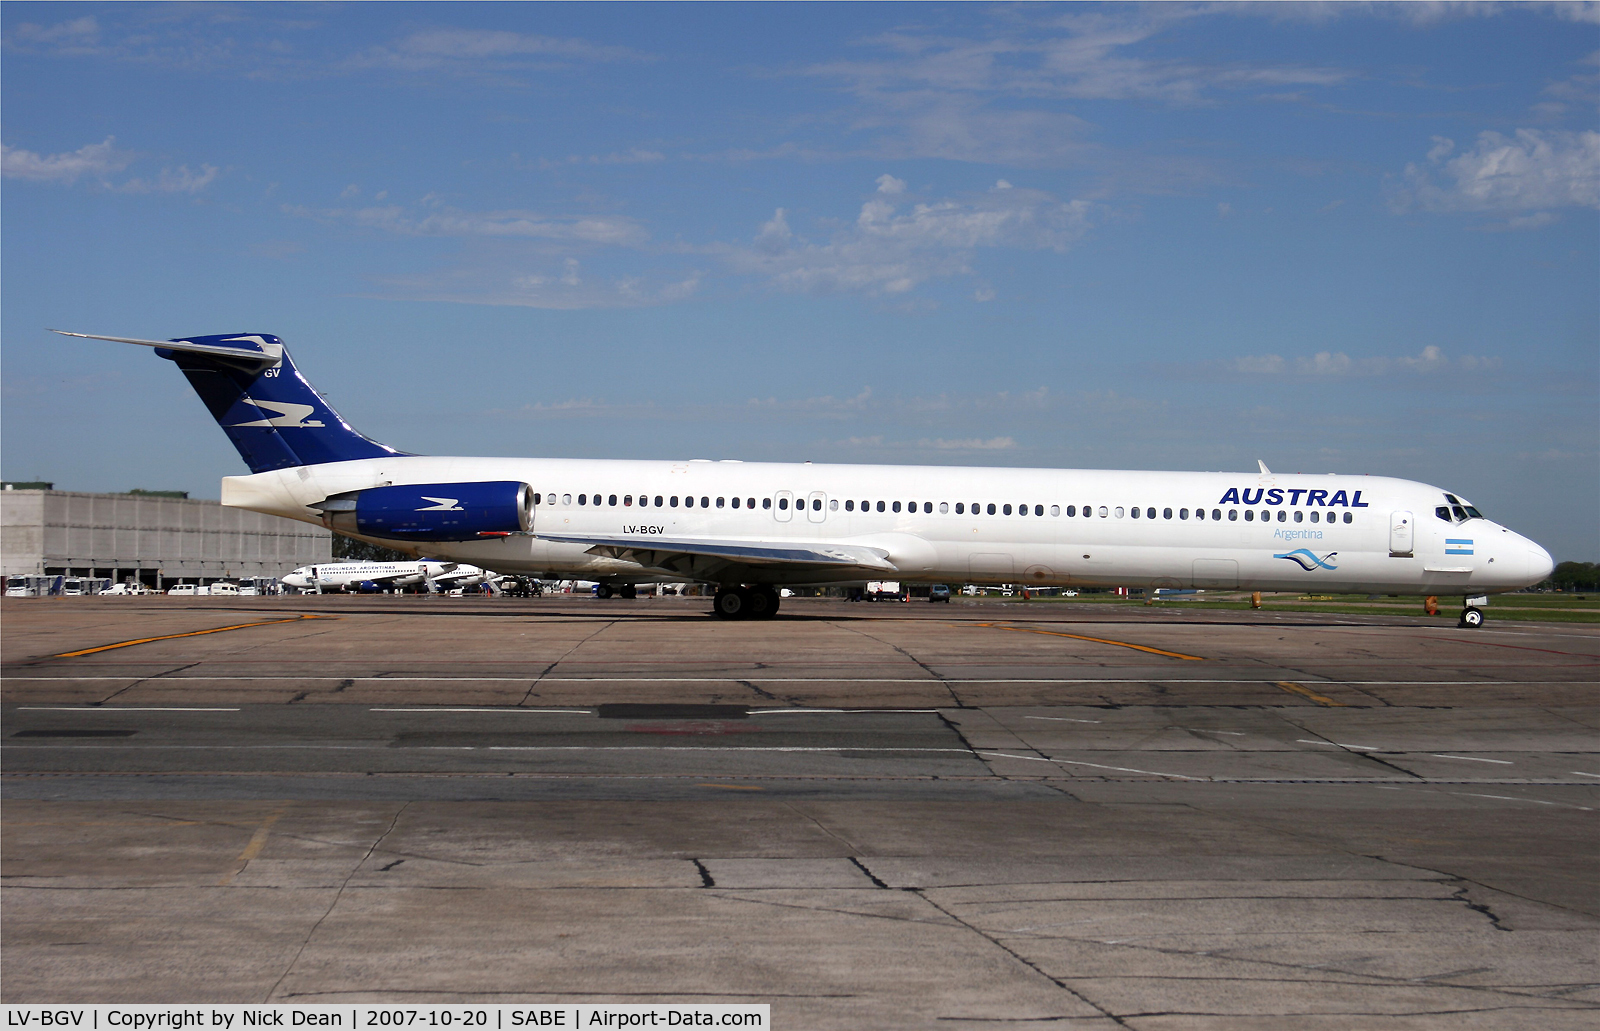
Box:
[51,330,1554,627]
[281,559,494,594]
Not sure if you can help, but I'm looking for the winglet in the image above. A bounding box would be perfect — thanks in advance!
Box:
[1257,460,1271,475]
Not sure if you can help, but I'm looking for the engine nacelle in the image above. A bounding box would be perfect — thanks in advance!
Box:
[316,481,534,542]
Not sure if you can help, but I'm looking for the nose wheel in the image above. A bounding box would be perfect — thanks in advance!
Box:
[1459,606,1484,629]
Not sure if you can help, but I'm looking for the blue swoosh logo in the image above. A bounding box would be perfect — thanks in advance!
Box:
[1274,549,1338,571]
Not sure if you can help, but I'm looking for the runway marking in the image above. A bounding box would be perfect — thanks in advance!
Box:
[975,623,1205,661]
[977,750,1203,781]
[750,708,940,715]
[47,615,335,659]
[1572,771,1600,779]
[1275,682,1347,706]
[1024,716,1103,723]
[1454,793,1592,812]
[1432,754,1514,765]
[218,806,285,886]
[697,783,765,791]
[1416,637,1600,660]
[1296,738,1379,751]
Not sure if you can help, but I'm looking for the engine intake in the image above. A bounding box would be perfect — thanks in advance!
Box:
[316,481,533,542]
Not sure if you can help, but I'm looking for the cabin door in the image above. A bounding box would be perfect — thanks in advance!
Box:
[1388,511,1414,557]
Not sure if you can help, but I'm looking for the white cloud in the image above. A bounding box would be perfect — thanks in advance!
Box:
[350,28,639,73]
[918,436,1017,451]
[876,173,906,194]
[369,261,700,311]
[1393,128,1600,218]
[285,203,649,246]
[723,179,1094,296]
[116,164,220,195]
[1227,346,1501,377]
[1,137,129,182]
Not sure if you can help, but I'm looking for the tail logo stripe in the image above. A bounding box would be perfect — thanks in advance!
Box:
[228,399,325,428]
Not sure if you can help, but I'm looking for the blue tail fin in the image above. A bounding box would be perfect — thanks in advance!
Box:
[53,331,407,473]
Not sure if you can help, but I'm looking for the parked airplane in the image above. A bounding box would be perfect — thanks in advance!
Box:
[281,559,492,594]
[53,330,1553,626]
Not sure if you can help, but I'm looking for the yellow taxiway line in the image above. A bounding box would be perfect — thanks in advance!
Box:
[1274,681,1348,707]
[50,614,334,659]
[976,623,1206,661]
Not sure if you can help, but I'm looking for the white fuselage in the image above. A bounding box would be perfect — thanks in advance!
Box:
[234,456,1553,596]
[282,559,487,591]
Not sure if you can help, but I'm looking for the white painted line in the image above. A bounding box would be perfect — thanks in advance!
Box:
[15,706,240,712]
[1024,716,1103,724]
[1570,771,1600,779]
[1455,792,1593,812]
[978,750,1204,781]
[1296,739,1380,751]
[1189,729,1245,735]
[487,746,971,753]
[1431,754,1513,765]
[369,708,591,714]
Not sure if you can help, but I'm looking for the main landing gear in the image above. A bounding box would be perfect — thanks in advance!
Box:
[1458,594,1488,629]
[594,583,638,600]
[712,585,780,620]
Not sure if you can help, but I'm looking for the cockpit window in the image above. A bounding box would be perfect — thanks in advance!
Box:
[1452,505,1467,521]
[1464,506,1483,519]
[1436,506,1452,522]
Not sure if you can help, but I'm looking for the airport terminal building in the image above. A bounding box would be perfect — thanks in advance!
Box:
[1,485,331,587]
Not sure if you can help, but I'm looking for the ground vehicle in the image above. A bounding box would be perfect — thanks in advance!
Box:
[866,580,907,602]
[5,576,36,597]
[166,583,206,596]
[929,584,951,602]
[208,582,240,595]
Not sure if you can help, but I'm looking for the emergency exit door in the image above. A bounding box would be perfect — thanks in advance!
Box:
[1389,511,1413,557]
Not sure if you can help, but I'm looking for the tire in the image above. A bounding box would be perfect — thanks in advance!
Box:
[713,588,748,620]
[620,585,637,600]
[1459,606,1484,629]
[596,584,614,600]
[747,586,780,619]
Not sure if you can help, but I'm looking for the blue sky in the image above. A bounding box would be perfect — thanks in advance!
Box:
[3,2,1596,559]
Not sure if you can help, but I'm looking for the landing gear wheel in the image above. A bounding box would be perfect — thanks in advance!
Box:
[595,583,614,600]
[619,584,638,600]
[1459,606,1484,629]
[746,586,780,619]
[713,587,749,619]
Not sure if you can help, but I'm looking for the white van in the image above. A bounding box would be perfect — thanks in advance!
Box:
[166,583,206,596]
[208,582,240,596]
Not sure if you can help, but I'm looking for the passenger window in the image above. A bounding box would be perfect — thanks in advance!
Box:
[670,496,679,507]
[1212,509,1220,520]
[1050,505,1060,516]
[893,501,902,513]
[1277,510,1287,522]
[987,503,996,515]
[563,494,573,506]
[846,500,855,512]
[1228,509,1237,521]
[830,499,838,511]
[877,501,886,512]
[748,498,756,509]
[655,496,664,507]
[763,498,771,510]
[813,499,822,511]
[1293,511,1303,523]
[622,495,631,506]
[717,497,725,508]
[731,497,740,509]
[926,502,934,514]
[578,494,587,506]
[1195,509,1204,520]
[1034,505,1043,516]
[1131,507,1141,519]
[956,503,965,514]
[939,502,949,514]
[1113,506,1123,518]
[609,495,618,507]
[1309,511,1319,523]
[699,496,708,507]
[1343,512,1352,524]
[1065,505,1075,516]
[1244,510,1253,522]
[779,498,788,510]
[1180,508,1189,519]
[1097,506,1108,518]
[1163,508,1172,519]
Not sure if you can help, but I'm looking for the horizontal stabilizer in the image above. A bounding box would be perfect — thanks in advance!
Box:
[49,330,281,367]
[535,531,898,574]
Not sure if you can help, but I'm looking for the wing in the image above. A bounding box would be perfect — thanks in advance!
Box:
[534,531,897,580]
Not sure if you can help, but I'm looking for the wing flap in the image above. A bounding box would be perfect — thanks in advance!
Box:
[535,531,897,574]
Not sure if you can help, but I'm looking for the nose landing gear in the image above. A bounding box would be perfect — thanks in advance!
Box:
[712,585,780,620]
[1458,594,1488,628]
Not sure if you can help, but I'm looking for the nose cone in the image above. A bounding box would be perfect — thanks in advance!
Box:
[1526,542,1554,585]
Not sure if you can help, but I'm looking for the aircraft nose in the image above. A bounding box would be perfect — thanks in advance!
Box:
[1527,542,1554,584]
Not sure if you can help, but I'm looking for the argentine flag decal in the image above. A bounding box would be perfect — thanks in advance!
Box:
[1445,538,1474,555]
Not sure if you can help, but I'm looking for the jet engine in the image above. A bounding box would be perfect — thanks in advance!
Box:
[314,481,534,542]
